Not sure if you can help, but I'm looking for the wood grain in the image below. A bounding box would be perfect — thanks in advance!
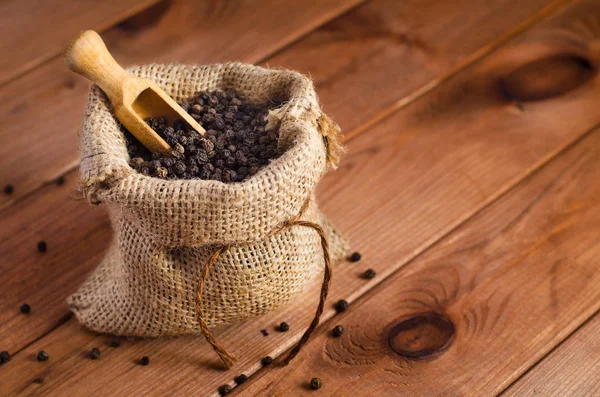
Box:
[261,0,564,140]
[0,0,562,356]
[0,0,364,352]
[0,0,159,87]
[0,175,110,355]
[238,124,600,397]
[0,0,558,208]
[0,0,365,208]
[1,1,599,395]
[503,310,600,396]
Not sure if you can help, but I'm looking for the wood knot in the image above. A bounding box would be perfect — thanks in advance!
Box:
[388,312,455,359]
[499,54,595,102]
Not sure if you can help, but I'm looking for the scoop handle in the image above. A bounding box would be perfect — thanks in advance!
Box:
[63,30,129,104]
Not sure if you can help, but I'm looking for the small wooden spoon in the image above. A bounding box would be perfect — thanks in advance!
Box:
[63,30,205,154]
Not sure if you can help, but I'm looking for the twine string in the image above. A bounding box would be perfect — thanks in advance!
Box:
[195,198,331,369]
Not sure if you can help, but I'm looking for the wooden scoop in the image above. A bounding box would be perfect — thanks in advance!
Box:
[63,30,205,154]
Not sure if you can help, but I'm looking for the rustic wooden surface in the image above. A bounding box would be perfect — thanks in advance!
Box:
[503,310,600,396]
[1,0,599,396]
[0,0,366,208]
[238,112,600,397]
[0,0,160,86]
[0,0,562,356]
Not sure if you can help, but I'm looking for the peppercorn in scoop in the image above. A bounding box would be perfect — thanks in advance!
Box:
[126,89,281,183]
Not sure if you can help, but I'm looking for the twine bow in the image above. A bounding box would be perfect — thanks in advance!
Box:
[195,198,332,369]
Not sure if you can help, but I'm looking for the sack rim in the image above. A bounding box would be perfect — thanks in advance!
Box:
[80,62,329,246]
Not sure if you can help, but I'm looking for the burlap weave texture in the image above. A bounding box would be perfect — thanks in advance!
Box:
[68,63,349,337]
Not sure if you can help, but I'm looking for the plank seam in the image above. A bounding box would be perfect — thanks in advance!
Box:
[1,0,586,368]
[0,0,369,213]
[238,110,600,394]
[343,0,574,142]
[0,0,163,90]
[0,0,573,211]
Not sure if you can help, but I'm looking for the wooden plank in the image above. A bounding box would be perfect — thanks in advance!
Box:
[0,0,160,86]
[263,0,567,140]
[0,0,559,208]
[0,0,365,351]
[238,125,600,397]
[0,176,109,354]
[0,0,365,209]
[1,0,598,395]
[503,310,600,396]
[0,0,560,356]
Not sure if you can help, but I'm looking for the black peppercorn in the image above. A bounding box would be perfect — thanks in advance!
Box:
[349,252,361,262]
[310,377,323,390]
[336,299,349,313]
[174,143,185,155]
[20,303,31,314]
[260,329,269,336]
[261,356,273,366]
[0,350,10,364]
[332,325,344,337]
[161,157,176,168]
[278,322,290,332]
[234,374,248,385]
[109,338,121,348]
[166,136,178,147]
[202,113,215,125]
[214,117,226,130]
[126,89,282,183]
[88,347,101,360]
[174,161,187,175]
[37,350,49,362]
[140,356,150,365]
[56,176,66,185]
[363,269,376,279]
[37,241,47,253]
[218,384,232,396]
[32,377,44,384]
[150,160,162,171]
[4,184,14,195]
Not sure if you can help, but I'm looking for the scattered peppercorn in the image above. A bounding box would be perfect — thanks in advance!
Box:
[332,325,344,337]
[234,374,248,385]
[140,356,150,365]
[363,268,376,279]
[32,378,44,384]
[349,252,361,262]
[20,303,31,314]
[261,356,273,366]
[218,384,232,396]
[260,329,269,336]
[278,322,290,332]
[336,299,349,313]
[310,377,323,390]
[56,176,66,185]
[4,184,14,195]
[88,348,101,360]
[37,350,49,362]
[109,338,121,348]
[37,241,47,253]
[0,350,10,364]
[126,89,282,183]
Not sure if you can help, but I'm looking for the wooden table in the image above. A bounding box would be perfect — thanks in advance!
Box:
[1,0,600,396]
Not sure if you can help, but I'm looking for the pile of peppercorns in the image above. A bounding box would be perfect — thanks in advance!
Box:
[126,89,281,183]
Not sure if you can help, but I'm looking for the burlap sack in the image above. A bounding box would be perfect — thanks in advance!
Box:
[68,62,349,366]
